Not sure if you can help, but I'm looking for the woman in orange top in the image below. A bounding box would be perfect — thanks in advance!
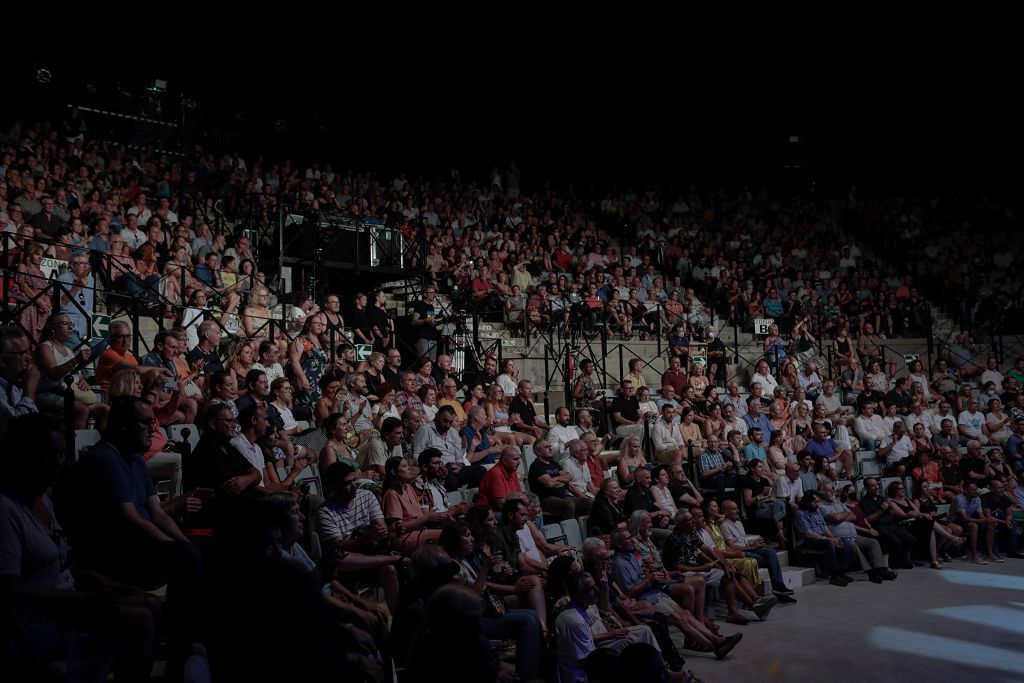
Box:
[381,456,448,552]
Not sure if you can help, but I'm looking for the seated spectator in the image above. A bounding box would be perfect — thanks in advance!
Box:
[616,435,648,488]
[957,398,990,445]
[437,525,544,678]
[741,397,772,446]
[610,529,741,660]
[483,384,533,447]
[251,339,286,384]
[316,462,403,613]
[95,321,164,390]
[623,467,672,533]
[358,415,404,479]
[0,413,162,681]
[878,421,914,476]
[794,491,856,586]
[0,326,39,437]
[885,479,945,569]
[859,477,918,569]
[33,313,104,428]
[853,401,889,450]
[951,480,1000,565]
[462,405,504,467]
[651,403,686,464]
[139,329,199,423]
[413,404,486,489]
[381,455,448,551]
[589,478,628,535]
[983,479,1023,558]
[719,499,798,598]
[63,396,202,678]
[477,446,524,510]
[232,403,310,492]
[186,319,226,377]
[548,406,583,459]
[610,379,644,440]
[740,460,787,545]
[563,438,599,499]
[528,439,593,520]
[555,571,668,682]
[508,379,548,441]
[698,434,737,503]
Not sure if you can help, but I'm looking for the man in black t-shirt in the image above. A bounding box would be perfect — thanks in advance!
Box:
[982,479,1022,558]
[508,380,548,440]
[610,380,643,439]
[410,287,443,361]
[526,440,592,521]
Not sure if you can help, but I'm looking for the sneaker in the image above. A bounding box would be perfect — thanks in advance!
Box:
[968,557,990,565]
[713,633,743,660]
[829,575,849,587]
[751,595,777,621]
[984,554,1005,563]
[882,569,899,581]
[868,570,883,584]
[775,593,798,604]
[772,585,795,595]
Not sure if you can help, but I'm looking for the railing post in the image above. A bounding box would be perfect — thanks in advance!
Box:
[64,375,75,461]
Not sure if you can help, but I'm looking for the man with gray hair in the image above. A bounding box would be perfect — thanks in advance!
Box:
[562,439,597,498]
[186,319,225,376]
[819,483,897,583]
[95,320,166,390]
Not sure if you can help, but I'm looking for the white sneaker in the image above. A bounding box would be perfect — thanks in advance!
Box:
[984,554,1005,564]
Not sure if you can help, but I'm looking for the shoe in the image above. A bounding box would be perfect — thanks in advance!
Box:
[1007,552,1024,559]
[968,557,989,565]
[984,554,1005,563]
[683,639,714,654]
[882,569,899,581]
[930,560,943,570]
[899,561,915,570]
[772,585,795,595]
[829,576,849,587]
[775,593,798,604]
[868,570,883,584]
[838,573,855,582]
[713,633,743,660]
[941,552,953,562]
[751,596,777,621]
[726,614,749,626]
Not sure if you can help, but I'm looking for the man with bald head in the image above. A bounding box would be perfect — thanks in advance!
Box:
[477,446,524,509]
[548,406,582,461]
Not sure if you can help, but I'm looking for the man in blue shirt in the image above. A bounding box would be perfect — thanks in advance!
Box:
[804,424,855,479]
[742,397,772,445]
[56,251,94,346]
[66,397,201,680]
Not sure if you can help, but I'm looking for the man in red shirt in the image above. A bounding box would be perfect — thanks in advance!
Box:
[581,431,606,489]
[661,354,688,397]
[477,446,523,509]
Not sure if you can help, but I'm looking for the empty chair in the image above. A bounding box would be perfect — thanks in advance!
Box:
[561,517,583,548]
[542,523,568,545]
[166,423,200,454]
[74,428,102,461]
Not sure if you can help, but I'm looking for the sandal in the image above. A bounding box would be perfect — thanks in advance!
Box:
[703,620,720,635]
[930,560,943,570]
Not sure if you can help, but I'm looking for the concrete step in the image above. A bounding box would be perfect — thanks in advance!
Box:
[775,550,789,567]
[781,566,816,590]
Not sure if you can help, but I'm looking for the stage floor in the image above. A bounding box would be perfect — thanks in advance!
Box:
[681,557,1024,683]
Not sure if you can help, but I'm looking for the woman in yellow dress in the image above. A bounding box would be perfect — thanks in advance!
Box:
[702,499,760,588]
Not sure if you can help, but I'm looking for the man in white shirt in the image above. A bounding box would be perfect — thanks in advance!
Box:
[548,407,582,461]
[750,360,778,395]
[562,439,597,498]
[878,421,914,474]
[651,403,686,464]
[930,400,958,436]
[853,402,889,450]
[981,357,1004,393]
[413,405,485,489]
[656,384,682,424]
[904,399,934,439]
[773,463,804,510]
[958,399,990,445]
[798,361,823,401]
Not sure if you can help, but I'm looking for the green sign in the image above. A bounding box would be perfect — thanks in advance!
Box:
[691,356,708,367]
[903,354,919,366]
[91,314,111,339]
[356,344,373,361]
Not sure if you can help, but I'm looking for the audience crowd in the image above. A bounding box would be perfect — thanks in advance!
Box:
[1,114,1022,682]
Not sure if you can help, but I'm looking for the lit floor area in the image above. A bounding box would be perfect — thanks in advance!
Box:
[680,558,1024,683]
